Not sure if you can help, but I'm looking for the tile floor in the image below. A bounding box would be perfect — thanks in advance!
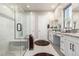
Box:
[24,39,60,56]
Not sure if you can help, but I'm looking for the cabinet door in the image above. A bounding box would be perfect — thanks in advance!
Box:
[63,36,68,56]
[61,35,78,56]
[71,42,76,56]
[68,36,76,56]
[65,39,73,56]
[60,36,73,56]
[75,43,79,56]
[66,38,76,56]
[71,37,79,56]
[60,36,65,54]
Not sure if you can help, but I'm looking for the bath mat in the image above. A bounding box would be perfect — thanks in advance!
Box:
[34,52,54,56]
[35,40,50,46]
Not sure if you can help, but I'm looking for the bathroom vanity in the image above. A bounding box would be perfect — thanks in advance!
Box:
[59,33,79,56]
[51,32,79,56]
[48,28,79,56]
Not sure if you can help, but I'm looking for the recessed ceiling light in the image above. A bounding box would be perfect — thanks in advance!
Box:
[51,5,55,9]
[26,5,30,8]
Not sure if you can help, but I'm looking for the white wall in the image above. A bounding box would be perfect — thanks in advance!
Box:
[26,12,54,40]
[37,12,53,40]
[16,12,24,38]
[15,11,54,40]
[15,12,36,39]
[0,5,14,55]
[54,6,64,30]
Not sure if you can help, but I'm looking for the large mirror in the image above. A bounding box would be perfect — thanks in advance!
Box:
[64,4,72,30]
[72,3,79,33]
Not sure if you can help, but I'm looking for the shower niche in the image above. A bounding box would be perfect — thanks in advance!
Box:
[17,23,22,31]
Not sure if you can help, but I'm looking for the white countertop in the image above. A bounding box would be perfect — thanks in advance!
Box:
[56,32,79,38]
[48,29,79,38]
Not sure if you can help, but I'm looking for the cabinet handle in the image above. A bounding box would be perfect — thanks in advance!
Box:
[72,44,74,52]
[70,43,72,50]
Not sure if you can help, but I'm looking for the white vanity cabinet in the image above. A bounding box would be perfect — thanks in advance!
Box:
[75,43,79,56]
[66,39,76,56]
[60,35,68,55]
[75,38,79,56]
[60,34,79,56]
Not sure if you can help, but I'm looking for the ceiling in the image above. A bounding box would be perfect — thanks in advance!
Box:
[15,3,68,12]
[17,3,58,12]
[72,3,79,12]
[3,3,69,12]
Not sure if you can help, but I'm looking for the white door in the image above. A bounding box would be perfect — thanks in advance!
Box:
[25,12,36,38]
[38,13,49,40]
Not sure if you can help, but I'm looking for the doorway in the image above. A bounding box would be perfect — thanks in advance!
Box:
[37,12,49,40]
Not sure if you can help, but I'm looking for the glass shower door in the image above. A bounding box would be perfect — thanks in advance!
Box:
[0,4,28,56]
